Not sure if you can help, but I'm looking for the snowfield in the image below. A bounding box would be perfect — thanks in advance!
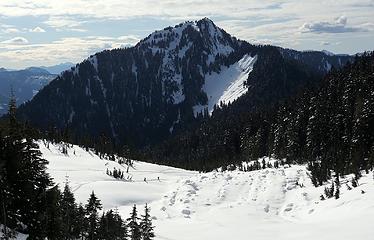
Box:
[40,141,374,240]
[194,54,257,116]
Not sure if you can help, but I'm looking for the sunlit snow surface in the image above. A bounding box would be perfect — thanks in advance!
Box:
[194,54,257,116]
[39,141,374,240]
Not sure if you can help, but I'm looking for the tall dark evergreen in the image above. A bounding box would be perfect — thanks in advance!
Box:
[85,191,103,240]
[97,209,128,240]
[127,205,141,240]
[0,93,52,239]
[44,186,63,240]
[61,181,78,239]
[140,204,155,240]
[0,134,14,240]
[73,203,87,240]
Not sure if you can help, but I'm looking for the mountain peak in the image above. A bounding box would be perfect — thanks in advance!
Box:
[138,17,233,49]
[25,67,50,75]
[134,18,238,104]
[137,18,237,65]
[322,50,335,56]
[196,17,215,25]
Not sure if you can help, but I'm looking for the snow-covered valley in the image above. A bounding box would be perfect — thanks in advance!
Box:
[40,141,374,240]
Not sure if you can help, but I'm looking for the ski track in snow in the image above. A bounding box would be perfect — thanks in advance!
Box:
[38,141,374,240]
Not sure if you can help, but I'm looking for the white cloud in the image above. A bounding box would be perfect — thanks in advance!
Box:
[300,16,366,33]
[30,26,46,32]
[117,35,140,45]
[0,24,21,34]
[44,16,87,32]
[2,37,29,44]
[2,28,20,33]
[0,35,141,68]
[0,1,369,22]
[44,16,82,28]
[0,2,372,44]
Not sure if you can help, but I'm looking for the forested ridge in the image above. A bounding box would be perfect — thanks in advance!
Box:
[143,52,374,185]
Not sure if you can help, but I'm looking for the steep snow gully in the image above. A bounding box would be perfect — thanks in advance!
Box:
[194,54,257,115]
[40,141,374,240]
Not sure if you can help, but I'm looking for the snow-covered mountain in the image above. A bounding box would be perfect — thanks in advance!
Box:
[39,141,374,240]
[0,68,55,115]
[16,18,353,146]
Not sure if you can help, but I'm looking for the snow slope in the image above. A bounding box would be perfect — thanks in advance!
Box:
[194,54,257,115]
[40,141,374,240]
[39,141,193,210]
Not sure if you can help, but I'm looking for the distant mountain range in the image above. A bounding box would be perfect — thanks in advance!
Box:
[0,63,75,115]
[39,62,75,74]
[16,18,354,147]
[0,67,55,115]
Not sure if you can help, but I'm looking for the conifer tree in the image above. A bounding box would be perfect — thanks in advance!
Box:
[73,204,87,240]
[85,191,102,240]
[0,155,14,240]
[1,93,52,238]
[45,186,63,240]
[61,181,78,239]
[98,209,127,240]
[127,205,141,240]
[113,208,128,240]
[140,204,154,240]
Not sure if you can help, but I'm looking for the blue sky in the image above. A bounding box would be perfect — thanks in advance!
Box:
[0,0,373,69]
